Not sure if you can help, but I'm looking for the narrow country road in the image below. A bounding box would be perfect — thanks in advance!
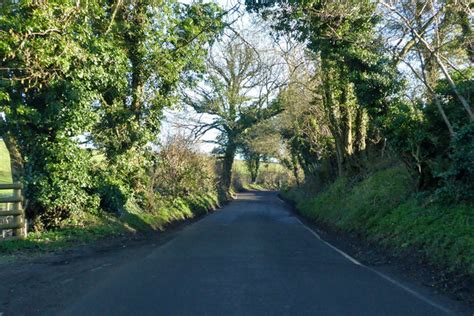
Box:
[58,191,460,315]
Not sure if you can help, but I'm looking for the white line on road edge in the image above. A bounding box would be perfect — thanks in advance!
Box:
[296,218,362,266]
[278,196,453,314]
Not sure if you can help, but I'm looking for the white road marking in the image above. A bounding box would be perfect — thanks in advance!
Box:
[90,266,103,272]
[90,263,112,272]
[278,196,452,314]
[369,269,452,314]
[296,218,362,266]
[60,278,74,284]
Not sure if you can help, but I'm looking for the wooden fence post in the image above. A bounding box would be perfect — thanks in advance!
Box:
[0,182,26,240]
[12,184,25,238]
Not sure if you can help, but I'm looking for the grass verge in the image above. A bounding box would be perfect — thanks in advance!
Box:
[0,193,219,253]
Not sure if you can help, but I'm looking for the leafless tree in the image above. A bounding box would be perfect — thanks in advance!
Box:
[182,30,287,192]
[379,0,473,136]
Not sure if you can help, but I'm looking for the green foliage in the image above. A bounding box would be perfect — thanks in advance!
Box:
[93,169,131,215]
[376,201,474,275]
[0,1,118,227]
[238,119,280,182]
[0,134,220,251]
[92,0,224,159]
[232,160,294,191]
[251,0,473,287]
[0,192,219,253]
[0,0,223,229]
[186,34,284,192]
[276,76,335,184]
[249,0,472,198]
[27,145,100,229]
[438,123,474,201]
[250,0,400,116]
[380,68,474,195]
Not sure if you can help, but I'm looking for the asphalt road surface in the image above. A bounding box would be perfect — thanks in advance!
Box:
[60,191,462,315]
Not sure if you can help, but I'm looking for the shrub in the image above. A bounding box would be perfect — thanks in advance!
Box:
[26,142,100,230]
[152,135,217,201]
[93,170,131,215]
[437,122,474,202]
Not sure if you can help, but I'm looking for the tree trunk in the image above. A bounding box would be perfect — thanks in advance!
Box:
[221,142,237,192]
[250,157,260,183]
[411,15,473,121]
[434,52,473,120]
[291,153,300,186]
[123,4,147,138]
[339,84,354,158]
[354,107,367,153]
[321,57,345,177]
[246,153,260,184]
[334,141,344,177]
[434,95,455,137]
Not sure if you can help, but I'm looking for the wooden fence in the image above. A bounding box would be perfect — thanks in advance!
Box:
[0,182,26,240]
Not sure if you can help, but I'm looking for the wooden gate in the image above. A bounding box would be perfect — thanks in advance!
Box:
[0,182,26,240]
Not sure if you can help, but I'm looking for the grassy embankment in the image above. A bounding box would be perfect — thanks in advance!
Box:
[0,141,219,253]
[282,165,474,295]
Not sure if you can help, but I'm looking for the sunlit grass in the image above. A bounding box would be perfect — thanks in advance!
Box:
[0,192,219,254]
[0,140,12,184]
[0,140,13,197]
